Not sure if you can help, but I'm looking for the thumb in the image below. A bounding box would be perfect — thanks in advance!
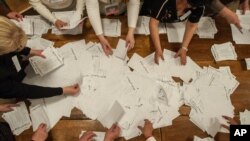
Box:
[161,55,165,61]
[174,52,179,58]
[137,126,143,132]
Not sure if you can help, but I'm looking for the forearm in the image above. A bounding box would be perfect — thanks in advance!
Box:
[149,18,162,52]
[86,0,103,35]
[29,0,57,24]
[127,0,140,28]
[182,21,197,48]
[206,0,225,13]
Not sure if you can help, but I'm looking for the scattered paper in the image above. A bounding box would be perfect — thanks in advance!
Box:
[30,104,50,131]
[211,42,237,61]
[102,18,121,37]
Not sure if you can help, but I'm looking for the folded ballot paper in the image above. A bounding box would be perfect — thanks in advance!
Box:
[29,47,64,76]
[29,104,50,131]
[211,42,237,61]
[52,11,84,35]
[245,58,250,70]
[194,136,214,141]
[102,18,121,37]
[240,109,250,124]
[231,10,250,44]
[196,17,217,39]
[79,131,105,141]
[26,37,54,50]
[113,39,128,60]
[2,102,32,135]
[166,22,186,43]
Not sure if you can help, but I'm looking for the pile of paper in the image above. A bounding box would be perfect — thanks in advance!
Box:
[2,102,32,135]
[102,18,121,37]
[52,11,83,35]
[245,58,250,70]
[194,136,214,141]
[135,16,167,35]
[79,131,105,141]
[29,47,64,76]
[184,66,238,135]
[211,42,237,61]
[11,16,50,36]
[29,104,50,131]
[166,22,186,43]
[196,17,217,38]
[230,10,250,44]
[26,37,54,50]
[240,109,250,124]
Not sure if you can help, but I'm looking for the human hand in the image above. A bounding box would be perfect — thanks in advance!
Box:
[138,119,153,139]
[31,123,48,141]
[239,0,250,15]
[104,124,121,141]
[222,115,238,130]
[220,7,241,29]
[174,48,187,65]
[30,49,46,58]
[154,50,164,65]
[125,32,135,50]
[63,84,80,95]
[55,19,68,29]
[0,103,19,112]
[6,12,23,21]
[98,35,113,56]
[79,131,96,141]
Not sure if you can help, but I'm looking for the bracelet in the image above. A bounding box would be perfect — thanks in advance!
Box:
[181,47,188,52]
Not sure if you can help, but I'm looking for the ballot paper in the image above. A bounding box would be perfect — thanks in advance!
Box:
[245,58,250,70]
[113,39,128,60]
[79,131,105,141]
[26,37,54,50]
[230,10,250,44]
[166,22,186,43]
[29,47,64,76]
[30,104,50,131]
[194,136,215,141]
[98,101,125,128]
[240,109,250,124]
[102,18,121,37]
[135,16,167,35]
[211,42,237,61]
[52,11,83,35]
[11,18,33,35]
[2,102,32,135]
[196,17,217,39]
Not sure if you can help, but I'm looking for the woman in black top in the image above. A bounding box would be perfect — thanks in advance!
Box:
[0,16,80,99]
[140,0,205,65]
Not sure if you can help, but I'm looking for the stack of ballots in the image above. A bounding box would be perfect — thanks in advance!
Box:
[1,38,239,139]
[102,18,121,37]
[211,42,237,61]
[230,10,250,44]
[184,66,239,136]
[196,17,217,39]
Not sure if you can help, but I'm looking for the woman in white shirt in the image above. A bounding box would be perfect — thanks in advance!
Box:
[29,0,85,29]
[85,0,140,56]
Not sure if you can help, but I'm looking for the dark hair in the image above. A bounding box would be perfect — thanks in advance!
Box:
[187,0,205,7]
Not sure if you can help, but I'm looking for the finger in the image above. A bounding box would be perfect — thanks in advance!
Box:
[137,126,143,131]
[222,115,231,120]
[174,52,179,58]
[221,124,229,130]
[155,56,159,65]
[161,55,165,61]
[9,104,20,107]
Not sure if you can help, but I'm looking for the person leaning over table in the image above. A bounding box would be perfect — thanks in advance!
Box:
[0,0,23,21]
[0,16,80,99]
[29,0,85,29]
[140,0,205,65]
[85,0,140,56]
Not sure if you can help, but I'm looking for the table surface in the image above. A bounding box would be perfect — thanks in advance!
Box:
[13,14,250,141]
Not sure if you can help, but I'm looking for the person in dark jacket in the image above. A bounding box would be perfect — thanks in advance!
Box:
[0,16,80,99]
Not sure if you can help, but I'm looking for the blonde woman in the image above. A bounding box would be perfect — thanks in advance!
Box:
[86,0,140,56]
[29,0,85,29]
[0,16,79,99]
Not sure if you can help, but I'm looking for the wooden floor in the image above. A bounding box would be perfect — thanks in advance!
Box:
[12,12,250,141]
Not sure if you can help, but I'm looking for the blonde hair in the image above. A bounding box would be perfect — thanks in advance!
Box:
[0,16,27,55]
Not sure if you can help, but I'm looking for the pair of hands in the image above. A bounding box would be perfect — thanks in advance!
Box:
[98,33,135,56]
[155,48,187,65]
[29,49,80,95]
[79,124,120,141]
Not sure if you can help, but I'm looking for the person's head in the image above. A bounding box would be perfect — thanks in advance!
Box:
[187,0,205,8]
[0,16,27,55]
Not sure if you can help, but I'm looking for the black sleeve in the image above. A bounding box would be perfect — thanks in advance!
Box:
[19,47,31,56]
[0,80,63,99]
[188,7,204,23]
[150,0,168,21]
[0,3,10,16]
